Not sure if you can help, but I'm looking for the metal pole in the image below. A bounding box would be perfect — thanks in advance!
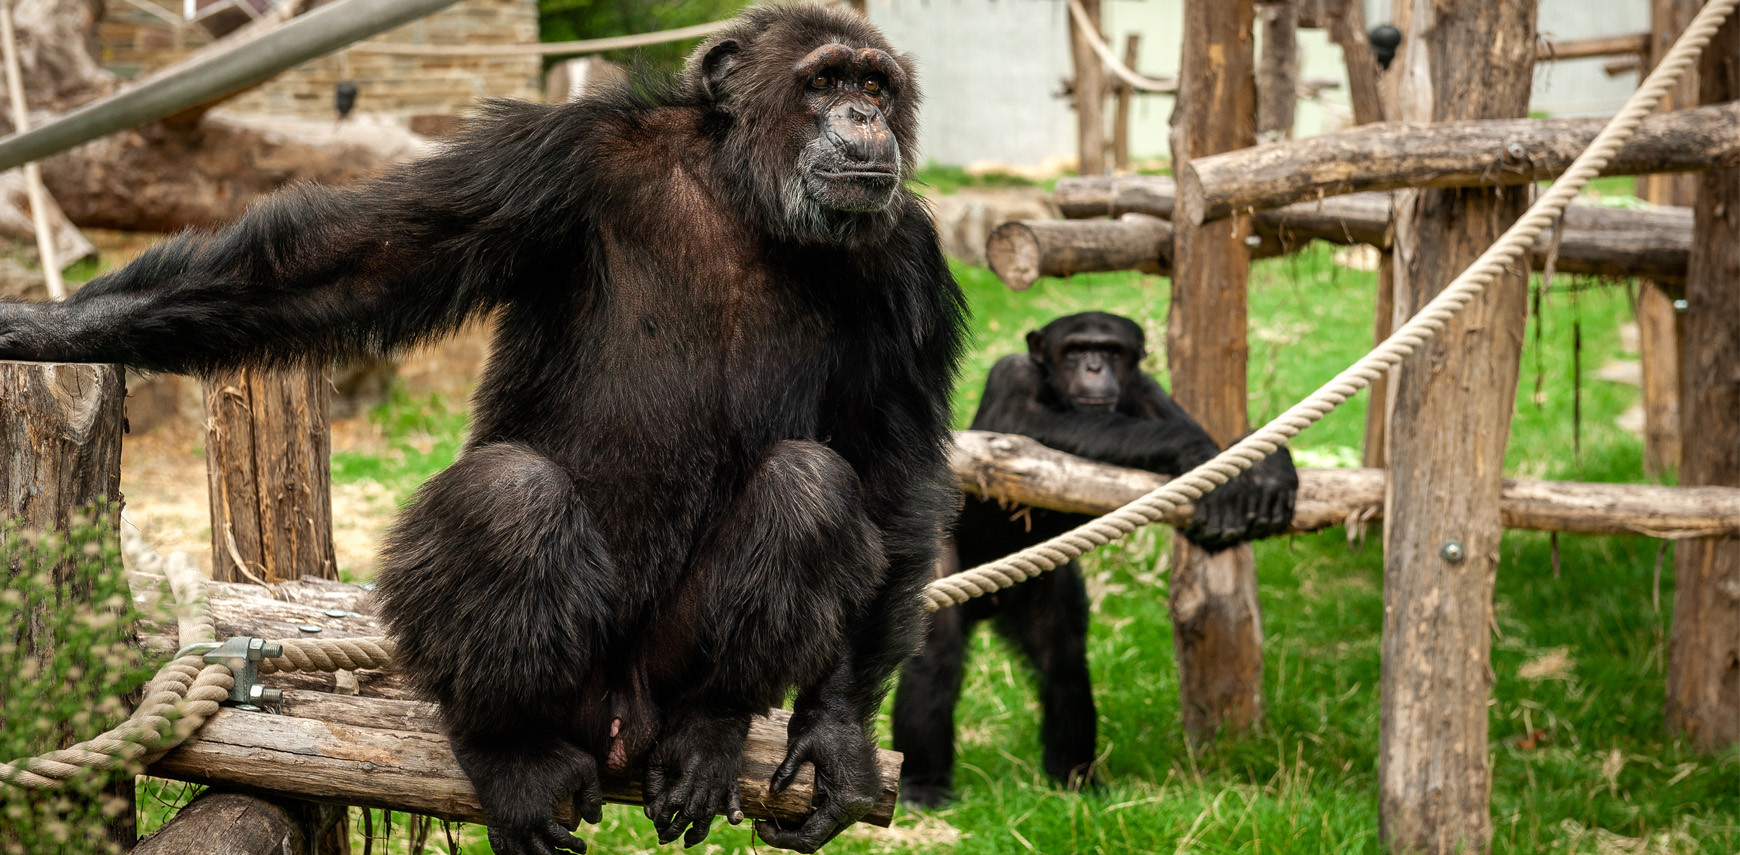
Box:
[0,0,461,173]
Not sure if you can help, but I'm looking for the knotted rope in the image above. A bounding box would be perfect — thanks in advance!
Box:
[922,0,1739,612]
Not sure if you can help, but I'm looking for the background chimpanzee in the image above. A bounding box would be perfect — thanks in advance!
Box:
[0,5,963,853]
[892,311,1297,807]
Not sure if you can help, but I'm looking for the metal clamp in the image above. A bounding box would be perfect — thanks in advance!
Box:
[175,636,283,708]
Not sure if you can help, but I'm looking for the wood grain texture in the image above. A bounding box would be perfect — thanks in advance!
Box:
[0,360,133,849]
[1378,1,1536,851]
[1176,101,1740,225]
[985,214,1170,290]
[1667,8,1740,752]
[1168,0,1264,744]
[134,790,344,855]
[949,430,1740,538]
[203,367,335,584]
[1257,0,1299,140]
[150,693,901,828]
[1069,0,1106,176]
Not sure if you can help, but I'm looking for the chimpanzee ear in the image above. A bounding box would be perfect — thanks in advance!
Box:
[699,39,741,102]
[1025,330,1048,361]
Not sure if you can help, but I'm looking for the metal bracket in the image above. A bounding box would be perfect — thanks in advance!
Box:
[175,636,283,708]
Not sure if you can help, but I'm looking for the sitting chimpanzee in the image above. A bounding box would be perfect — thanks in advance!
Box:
[891,311,1297,806]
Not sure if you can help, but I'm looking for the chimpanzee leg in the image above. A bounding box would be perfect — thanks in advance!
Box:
[375,442,620,855]
[994,560,1098,789]
[891,539,968,808]
[644,439,886,847]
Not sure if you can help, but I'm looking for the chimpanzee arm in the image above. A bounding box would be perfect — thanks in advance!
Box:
[970,354,1222,475]
[0,100,585,374]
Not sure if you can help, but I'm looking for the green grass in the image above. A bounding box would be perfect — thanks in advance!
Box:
[205,242,1735,854]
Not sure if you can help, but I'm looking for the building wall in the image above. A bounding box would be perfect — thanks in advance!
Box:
[97,0,542,127]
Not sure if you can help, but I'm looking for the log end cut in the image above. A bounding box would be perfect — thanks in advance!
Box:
[986,221,1044,291]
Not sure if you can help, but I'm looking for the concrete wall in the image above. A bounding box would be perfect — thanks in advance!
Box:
[870,0,1663,169]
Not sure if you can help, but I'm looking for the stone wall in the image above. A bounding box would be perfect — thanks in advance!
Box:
[97,0,542,128]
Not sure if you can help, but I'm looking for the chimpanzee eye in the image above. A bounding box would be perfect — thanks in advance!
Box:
[863,77,881,93]
[810,73,834,89]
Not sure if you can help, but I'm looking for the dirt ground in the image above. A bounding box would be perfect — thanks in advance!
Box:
[118,326,490,581]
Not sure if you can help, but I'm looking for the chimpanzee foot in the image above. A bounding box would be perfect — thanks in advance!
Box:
[755,713,879,853]
[455,738,605,855]
[643,712,750,847]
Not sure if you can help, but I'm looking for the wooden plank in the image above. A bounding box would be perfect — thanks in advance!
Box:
[1168,0,1264,745]
[1176,101,1740,225]
[1378,1,1536,851]
[149,692,902,829]
[1257,0,1299,140]
[1069,0,1107,176]
[949,430,1740,539]
[0,360,133,850]
[1667,7,1740,752]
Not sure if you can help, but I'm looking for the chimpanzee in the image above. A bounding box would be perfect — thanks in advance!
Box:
[0,6,963,853]
[892,312,1297,807]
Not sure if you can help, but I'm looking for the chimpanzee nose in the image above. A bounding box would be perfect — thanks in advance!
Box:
[825,102,898,167]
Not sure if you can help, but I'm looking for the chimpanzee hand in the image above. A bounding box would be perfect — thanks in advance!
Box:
[1182,445,1298,551]
[0,301,48,361]
[453,737,604,855]
[755,707,880,853]
[643,712,751,848]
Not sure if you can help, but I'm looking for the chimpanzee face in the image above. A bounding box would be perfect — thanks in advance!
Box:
[790,43,907,213]
[1027,313,1148,413]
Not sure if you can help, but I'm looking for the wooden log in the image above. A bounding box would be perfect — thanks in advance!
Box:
[948,430,1740,538]
[1069,0,1107,176]
[134,791,344,855]
[148,691,902,829]
[1667,8,1740,752]
[1176,100,1740,225]
[1169,0,1264,745]
[1636,0,1702,479]
[1257,0,1299,140]
[1052,175,1695,283]
[1538,32,1650,61]
[1323,0,1385,125]
[1379,1,1536,850]
[204,367,336,585]
[0,360,133,850]
[1111,34,1139,171]
[985,214,1170,290]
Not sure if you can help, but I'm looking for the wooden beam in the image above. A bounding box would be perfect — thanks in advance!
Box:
[985,214,1170,290]
[1069,0,1107,176]
[1111,34,1139,171]
[1168,0,1264,746]
[1379,0,1536,850]
[1257,0,1300,140]
[949,430,1740,539]
[1538,32,1650,61]
[1667,6,1740,752]
[1048,177,1694,283]
[148,692,901,829]
[1177,101,1740,225]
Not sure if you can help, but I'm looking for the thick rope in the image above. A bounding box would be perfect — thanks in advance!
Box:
[923,0,1740,612]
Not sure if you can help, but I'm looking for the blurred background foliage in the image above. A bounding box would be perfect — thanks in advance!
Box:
[537,0,753,74]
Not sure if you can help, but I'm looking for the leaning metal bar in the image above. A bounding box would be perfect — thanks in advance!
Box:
[0,0,461,172]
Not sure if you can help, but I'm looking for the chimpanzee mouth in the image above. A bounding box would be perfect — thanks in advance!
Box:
[1072,396,1116,412]
[815,168,900,180]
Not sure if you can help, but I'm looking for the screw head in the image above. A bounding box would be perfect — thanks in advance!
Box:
[1504,141,1527,161]
[324,608,349,618]
[1244,234,1263,248]
[298,624,324,634]
[1440,540,1466,563]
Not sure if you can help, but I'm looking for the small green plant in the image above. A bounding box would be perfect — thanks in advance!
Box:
[0,507,155,855]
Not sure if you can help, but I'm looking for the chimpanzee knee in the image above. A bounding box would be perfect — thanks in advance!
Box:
[995,560,1097,789]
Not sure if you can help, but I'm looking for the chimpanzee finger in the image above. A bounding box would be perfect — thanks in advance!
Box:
[642,761,668,821]
[542,820,588,854]
[570,755,605,825]
[682,804,717,848]
[727,785,745,825]
[654,777,697,843]
[770,736,813,794]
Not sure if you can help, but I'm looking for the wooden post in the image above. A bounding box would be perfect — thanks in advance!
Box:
[0,361,132,850]
[1636,0,1700,478]
[197,365,345,852]
[1257,0,1299,141]
[1112,34,1139,172]
[1167,0,1262,743]
[1666,6,1740,752]
[203,368,336,585]
[1379,1,1535,851]
[1069,0,1107,176]
[135,792,344,855]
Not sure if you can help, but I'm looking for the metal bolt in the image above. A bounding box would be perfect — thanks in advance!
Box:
[1673,299,1688,311]
[324,608,350,618]
[1440,540,1466,563]
[1504,141,1527,161]
[298,624,324,634]
[1244,234,1263,248]
[261,642,283,658]
[235,704,262,712]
